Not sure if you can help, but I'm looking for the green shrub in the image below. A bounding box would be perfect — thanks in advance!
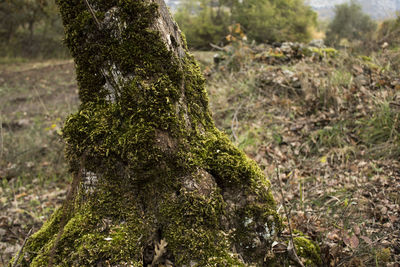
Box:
[0,0,67,58]
[174,0,317,49]
[232,0,316,44]
[325,0,377,48]
[174,0,231,50]
[377,15,400,47]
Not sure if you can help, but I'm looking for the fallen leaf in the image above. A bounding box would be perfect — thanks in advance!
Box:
[349,235,359,249]
[342,233,351,247]
[327,232,340,241]
[353,225,361,235]
[360,236,372,245]
[16,193,27,199]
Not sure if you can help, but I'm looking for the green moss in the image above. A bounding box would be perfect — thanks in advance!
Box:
[376,247,391,264]
[293,236,321,266]
[360,55,372,62]
[9,208,63,266]
[72,221,143,265]
[269,52,287,58]
[24,205,145,266]
[160,189,244,265]
[309,47,338,58]
[27,208,63,253]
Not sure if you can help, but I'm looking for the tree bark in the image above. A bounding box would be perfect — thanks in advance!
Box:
[14,0,281,266]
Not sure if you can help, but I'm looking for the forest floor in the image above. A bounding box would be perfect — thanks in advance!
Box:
[1,46,399,266]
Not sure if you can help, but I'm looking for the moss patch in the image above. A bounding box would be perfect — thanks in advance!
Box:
[309,47,338,58]
[294,236,321,266]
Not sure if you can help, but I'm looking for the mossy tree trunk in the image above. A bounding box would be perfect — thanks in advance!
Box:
[15,0,282,266]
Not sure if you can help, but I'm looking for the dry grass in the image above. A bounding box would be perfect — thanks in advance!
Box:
[206,47,400,266]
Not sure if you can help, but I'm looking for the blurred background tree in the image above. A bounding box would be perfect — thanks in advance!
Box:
[174,0,231,50]
[231,0,317,44]
[377,15,400,47]
[325,0,377,48]
[0,0,67,58]
[175,0,317,49]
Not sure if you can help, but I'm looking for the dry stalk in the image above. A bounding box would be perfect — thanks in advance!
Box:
[83,0,100,28]
[11,228,33,267]
[274,164,305,267]
[231,103,242,143]
[0,117,3,159]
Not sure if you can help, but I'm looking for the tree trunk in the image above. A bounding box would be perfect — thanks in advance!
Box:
[15,0,281,266]
[28,19,34,42]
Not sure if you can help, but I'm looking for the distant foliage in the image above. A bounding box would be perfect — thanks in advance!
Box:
[174,0,231,50]
[231,0,317,44]
[325,1,377,47]
[0,0,66,58]
[175,0,317,50]
[377,15,400,47]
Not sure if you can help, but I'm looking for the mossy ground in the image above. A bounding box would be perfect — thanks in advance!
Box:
[293,234,321,266]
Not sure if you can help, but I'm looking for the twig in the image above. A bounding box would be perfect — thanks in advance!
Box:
[389,102,400,109]
[33,87,50,116]
[209,43,225,51]
[0,117,3,159]
[231,103,242,143]
[12,228,33,267]
[83,0,101,29]
[274,165,304,267]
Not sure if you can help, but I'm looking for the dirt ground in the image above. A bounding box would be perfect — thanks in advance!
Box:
[0,60,76,265]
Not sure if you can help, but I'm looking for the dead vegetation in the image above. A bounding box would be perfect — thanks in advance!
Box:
[206,42,400,266]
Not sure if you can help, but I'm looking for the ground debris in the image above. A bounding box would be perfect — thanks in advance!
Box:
[208,45,400,266]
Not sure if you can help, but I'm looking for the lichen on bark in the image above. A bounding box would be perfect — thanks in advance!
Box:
[12,0,284,266]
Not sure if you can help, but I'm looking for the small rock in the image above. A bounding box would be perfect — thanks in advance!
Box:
[309,39,325,48]
[0,228,6,237]
[281,42,293,53]
[272,42,282,48]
